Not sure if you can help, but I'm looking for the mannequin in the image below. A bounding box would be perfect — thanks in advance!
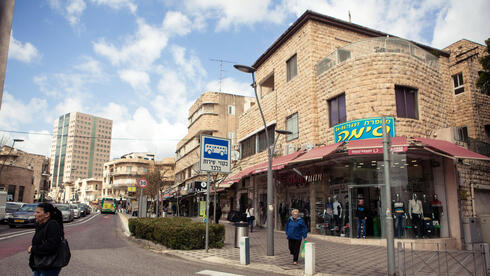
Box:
[409,193,423,238]
[422,194,433,238]
[324,196,333,233]
[392,193,406,238]
[332,195,342,231]
[431,194,443,237]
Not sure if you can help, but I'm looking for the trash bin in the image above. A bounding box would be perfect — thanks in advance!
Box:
[234,222,249,248]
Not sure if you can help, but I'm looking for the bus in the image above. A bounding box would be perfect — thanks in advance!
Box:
[100,197,116,214]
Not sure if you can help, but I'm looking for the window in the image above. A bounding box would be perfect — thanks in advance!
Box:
[126,166,132,172]
[395,86,418,119]
[260,73,274,97]
[286,54,297,82]
[228,105,235,115]
[454,126,469,142]
[338,49,351,62]
[258,125,275,152]
[241,136,256,159]
[452,73,464,94]
[328,93,346,127]
[286,113,299,141]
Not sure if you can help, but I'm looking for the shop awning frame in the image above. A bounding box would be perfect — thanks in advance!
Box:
[289,143,342,164]
[415,137,490,161]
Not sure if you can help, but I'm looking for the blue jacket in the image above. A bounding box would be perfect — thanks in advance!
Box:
[285,216,307,240]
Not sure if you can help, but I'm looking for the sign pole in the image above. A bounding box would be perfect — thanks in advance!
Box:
[382,117,395,275]
[139,187,144,218]
[205,171,211,253]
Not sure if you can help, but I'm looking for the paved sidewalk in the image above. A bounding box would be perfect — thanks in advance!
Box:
[119,214,388,275]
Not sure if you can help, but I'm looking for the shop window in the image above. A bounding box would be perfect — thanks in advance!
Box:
[260,73,274,97]
[395,85,418,119]
[286,54,297,82]
[286,113,299,141]
[7,185,15,201]
[452,73,464,94]
[328,93,346,127]
[454,126,469,142]
[485,125,490,142]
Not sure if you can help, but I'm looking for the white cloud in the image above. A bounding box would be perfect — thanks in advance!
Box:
[93,19,169,70]
[432,0,490,48]
[8,34,40,63]
[205,77,254,97]
[118,69,150,91]
[74,56,103,75]
[16,130,52,157]
[49,0,87,27]
[0,92,48,130]
[90,0,137,13]
[162,11,192,36]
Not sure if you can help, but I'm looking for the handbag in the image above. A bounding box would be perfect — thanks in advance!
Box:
[31,238,71,270]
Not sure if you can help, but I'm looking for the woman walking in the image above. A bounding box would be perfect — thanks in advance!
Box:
[245,206,255,232]
[285,209,307,265]
[28,203,66,276]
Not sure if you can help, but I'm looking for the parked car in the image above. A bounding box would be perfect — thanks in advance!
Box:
[77,203,87,217]
[3,202,25,223]
[70,204,81,219]
[81,203,91,215]
[54,204,74,222]
[8,203,40,228]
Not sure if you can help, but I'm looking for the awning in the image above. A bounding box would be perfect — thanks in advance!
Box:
[289,143,341,164]
[347,137,408,155]
[253,150,305,174]
[415,137,490,160]
[222,163,262,185]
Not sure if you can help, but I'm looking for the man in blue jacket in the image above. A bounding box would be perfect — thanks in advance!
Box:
[285,209,307,265]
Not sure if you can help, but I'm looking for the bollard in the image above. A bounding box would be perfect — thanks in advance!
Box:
[482,243,490,275]
[305,242,315,276]
[240,236,250,265]
[397,242,405,276]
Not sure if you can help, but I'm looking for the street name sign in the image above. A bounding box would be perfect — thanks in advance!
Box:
[137,178,148,188]
[200,135,231,173]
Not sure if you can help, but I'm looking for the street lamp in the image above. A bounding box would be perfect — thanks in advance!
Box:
[234,64,292,256]
[0,138,24,181]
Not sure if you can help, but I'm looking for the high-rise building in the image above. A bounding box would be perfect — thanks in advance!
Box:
[49,112,112,202]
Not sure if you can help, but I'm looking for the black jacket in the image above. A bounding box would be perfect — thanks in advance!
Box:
[29,219,63,270]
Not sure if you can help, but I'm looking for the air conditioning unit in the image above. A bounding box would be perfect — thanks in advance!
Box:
[288,144,297,154]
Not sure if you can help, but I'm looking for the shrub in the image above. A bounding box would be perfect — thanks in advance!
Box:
[128,217,225,250]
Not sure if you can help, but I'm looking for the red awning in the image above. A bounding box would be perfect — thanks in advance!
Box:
[223,164,259,184]
[252,150,305,174]
[415,137,490,160]
[347,137,408,155]
[289,143,341,164]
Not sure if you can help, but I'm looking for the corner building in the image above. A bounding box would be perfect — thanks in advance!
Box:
[226,11,490,249]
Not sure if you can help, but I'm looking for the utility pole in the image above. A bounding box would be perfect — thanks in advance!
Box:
[382,117,395,275]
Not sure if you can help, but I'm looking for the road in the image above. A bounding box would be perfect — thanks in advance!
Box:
[0,213,285,276]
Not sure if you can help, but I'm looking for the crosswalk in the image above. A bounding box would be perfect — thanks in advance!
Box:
[196,270,245,276]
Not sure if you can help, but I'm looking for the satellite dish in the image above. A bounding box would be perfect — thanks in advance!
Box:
[231,150,240,161]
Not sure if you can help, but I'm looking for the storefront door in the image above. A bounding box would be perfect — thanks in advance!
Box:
[348,184,385,239]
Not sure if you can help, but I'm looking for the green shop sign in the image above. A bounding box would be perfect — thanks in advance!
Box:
[334,117,395,143]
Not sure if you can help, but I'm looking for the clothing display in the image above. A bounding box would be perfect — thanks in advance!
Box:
[393,199,405,238]
[431,197,443,221]
[332,200,342,230]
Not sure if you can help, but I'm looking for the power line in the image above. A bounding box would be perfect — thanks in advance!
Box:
[0,129,185,142]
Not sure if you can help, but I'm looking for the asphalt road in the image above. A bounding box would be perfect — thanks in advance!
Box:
[0,213,285,276]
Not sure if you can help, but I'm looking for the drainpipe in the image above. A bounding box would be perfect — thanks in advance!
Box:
[471,181,476,217]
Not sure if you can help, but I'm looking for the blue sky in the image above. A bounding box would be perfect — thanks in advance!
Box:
[0,0,489,160]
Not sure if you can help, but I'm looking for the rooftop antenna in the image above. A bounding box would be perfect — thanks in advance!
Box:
[348,10,351,23]
[210,58,237,92]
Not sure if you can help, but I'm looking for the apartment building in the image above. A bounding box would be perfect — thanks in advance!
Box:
[49,112,112,202]
[225,11,489,248]
[74,178,102,204]
[0,146,50,203]
[172,92,255,217]
[103,152,175,199]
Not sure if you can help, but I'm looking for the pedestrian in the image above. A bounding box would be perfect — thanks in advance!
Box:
[171,204,176,216]
[28,203,68,276]
[245,206,255,232]
[356,198,368,239]
[215,203,222,224]
[285,209,307,265]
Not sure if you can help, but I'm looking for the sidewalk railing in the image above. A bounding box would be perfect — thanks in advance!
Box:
[397,241,489,276]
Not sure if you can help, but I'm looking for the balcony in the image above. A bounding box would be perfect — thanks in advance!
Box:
[316,37,439,76]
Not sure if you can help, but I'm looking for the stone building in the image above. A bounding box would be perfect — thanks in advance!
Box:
[74,178,102,204]
[225,11,489,249]
[0,146,50,203]
[103,152,175,200]
[171,92,255,217]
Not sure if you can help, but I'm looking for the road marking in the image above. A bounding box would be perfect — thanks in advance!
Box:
[0,213,100,241]
[196,270,244,276]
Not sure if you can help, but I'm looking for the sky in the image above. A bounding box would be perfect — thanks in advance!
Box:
[0,0,488,160]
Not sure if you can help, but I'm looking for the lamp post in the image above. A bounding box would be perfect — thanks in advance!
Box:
[0,138,24,182]
[234,64,292,256]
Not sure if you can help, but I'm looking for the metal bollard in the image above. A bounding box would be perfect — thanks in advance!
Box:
[305,242,315,276]
[397,242,405,276]
[482,243,490,275]
[239,236,250,265]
